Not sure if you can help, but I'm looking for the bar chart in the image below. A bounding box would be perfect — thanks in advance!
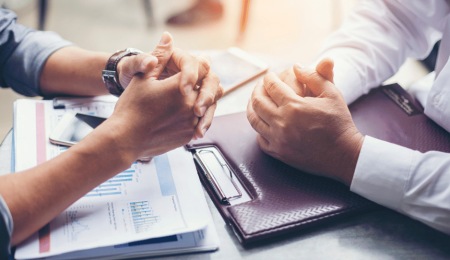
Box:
[84,168,136,197]
[130,201,159,234]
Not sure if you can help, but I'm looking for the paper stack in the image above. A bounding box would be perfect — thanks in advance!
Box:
[12,97,219,259]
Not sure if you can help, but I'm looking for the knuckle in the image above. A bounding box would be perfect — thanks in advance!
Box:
[209,71,220,83]
[247,113,257,127]
[218,84,224,98]
[278,121,288,133]
[182,53,197,66]
[277,67,291,81]
[279,96,289,106]
[257,136,273,153]
[181,56,198,74]
[329,85,342,97]
[287,101,301,112]
[199,57,211,72]
[255,121,266,133]
[252,96,262,110]
[264,79,277,93]
[198,53,211,63]
[311,71,325,83]
[202,91,216,105]
[151,49,167,60]
[185,68,197,80]
[187,53,197,62]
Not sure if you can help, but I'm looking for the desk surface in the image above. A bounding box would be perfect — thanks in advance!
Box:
[2,53,450,260]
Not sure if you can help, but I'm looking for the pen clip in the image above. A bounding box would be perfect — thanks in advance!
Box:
[194,147,242,205]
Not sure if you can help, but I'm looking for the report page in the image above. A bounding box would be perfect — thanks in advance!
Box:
[14,99,213,259]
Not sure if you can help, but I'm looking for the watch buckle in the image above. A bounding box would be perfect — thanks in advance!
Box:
[102,70,116,84]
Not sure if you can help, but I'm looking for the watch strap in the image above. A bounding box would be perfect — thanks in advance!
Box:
[102,50,133,97]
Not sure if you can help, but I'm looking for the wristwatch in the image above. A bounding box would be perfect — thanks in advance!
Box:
[102,48,143,97]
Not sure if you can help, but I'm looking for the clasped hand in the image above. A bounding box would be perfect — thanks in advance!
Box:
[101,32,223,161]
[247,58,364,185]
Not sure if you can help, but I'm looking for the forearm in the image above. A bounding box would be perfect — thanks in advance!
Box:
[39,46,110,96]
[0,118,137,245]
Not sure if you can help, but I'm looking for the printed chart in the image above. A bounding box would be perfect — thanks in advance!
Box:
[130,201,159,233]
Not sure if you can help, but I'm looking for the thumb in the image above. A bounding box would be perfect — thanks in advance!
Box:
[149,31,174,79]
[315,57,334,84]
[118,53,158,88]
[293,62,335,97]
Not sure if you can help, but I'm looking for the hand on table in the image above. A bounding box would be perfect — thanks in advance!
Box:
[247,58,364,185]
[116,32,223,140]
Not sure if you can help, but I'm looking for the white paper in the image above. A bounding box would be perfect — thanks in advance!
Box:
[13,99,218,259]
[43,223,219,260]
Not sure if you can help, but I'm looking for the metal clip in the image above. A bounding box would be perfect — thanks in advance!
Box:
[193,147,242,205]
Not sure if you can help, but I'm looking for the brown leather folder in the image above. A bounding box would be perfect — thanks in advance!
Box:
[186,83,450,245]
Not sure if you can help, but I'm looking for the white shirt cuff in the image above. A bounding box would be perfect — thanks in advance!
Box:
[350,136,416,210]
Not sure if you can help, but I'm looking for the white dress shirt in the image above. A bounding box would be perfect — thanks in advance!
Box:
[316,0,450,235]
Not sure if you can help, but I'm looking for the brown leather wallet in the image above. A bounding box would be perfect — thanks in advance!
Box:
[186,83,450,245]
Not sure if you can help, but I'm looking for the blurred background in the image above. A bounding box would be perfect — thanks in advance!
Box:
[0,0,428,141]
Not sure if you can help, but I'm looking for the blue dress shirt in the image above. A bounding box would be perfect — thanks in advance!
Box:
[0,8,72,258]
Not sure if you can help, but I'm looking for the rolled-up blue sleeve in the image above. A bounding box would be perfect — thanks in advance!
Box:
[0,194,13,259]
[0,9,73,96]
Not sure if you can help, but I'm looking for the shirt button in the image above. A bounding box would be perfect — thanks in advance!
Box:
[434,95,441,106]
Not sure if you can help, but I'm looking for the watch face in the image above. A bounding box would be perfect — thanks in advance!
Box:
[126,48,143,55]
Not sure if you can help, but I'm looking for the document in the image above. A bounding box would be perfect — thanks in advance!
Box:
[13,98,219,259]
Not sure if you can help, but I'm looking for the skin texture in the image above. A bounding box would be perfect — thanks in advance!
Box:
[0,32,223,246]
[247,58,364,186]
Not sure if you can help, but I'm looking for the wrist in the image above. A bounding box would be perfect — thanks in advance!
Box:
[103,117,143,164]
[75,117,140,169]
[336,131,365,186]
[103,48,143,97]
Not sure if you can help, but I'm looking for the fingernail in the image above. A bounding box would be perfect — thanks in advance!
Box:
[184,84,193,96]
[192,135,198,141]
[199,106,207,116]
[159,32,171,46]
[202,127,208,136]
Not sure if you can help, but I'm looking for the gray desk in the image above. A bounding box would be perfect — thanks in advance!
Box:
[2,53,450,260]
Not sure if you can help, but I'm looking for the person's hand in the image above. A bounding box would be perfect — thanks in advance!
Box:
[276,67,310,97]
[117,32,223,139]
[106,60,202,160]
[247,58,364,185]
